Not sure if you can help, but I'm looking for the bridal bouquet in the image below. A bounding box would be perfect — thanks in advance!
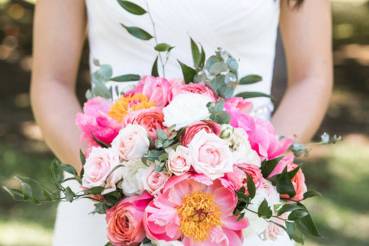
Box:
[4,1,335,245]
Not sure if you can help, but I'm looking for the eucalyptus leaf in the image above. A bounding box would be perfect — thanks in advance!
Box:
[121,24,153,40]
[117,0,146,15]
[64,187,75,202]
[111,74,141,82]
[93,80,112,99]
[239,75,263,85]
[208,62,229,75]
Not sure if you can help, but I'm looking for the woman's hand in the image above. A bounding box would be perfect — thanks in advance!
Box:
[31,0,86,171]
[272,0,333,143]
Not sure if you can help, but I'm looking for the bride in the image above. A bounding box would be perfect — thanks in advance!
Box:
[30,0,332,245]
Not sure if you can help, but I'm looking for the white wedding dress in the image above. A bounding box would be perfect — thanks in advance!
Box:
[53,0,294,245]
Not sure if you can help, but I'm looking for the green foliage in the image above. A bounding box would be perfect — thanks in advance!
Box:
[239,74,262,85]
[235,91,271,99]
[257,199,273,219]
[207,100,230,124]
[151,56,159,77]
[154,43,174,52]
[121,24,153,40]
[178,60,197,83]
[110,74,141,82]
[117,0,147,15]
[260,157,283,178]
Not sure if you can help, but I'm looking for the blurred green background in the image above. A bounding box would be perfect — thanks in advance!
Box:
[0,0,368,245]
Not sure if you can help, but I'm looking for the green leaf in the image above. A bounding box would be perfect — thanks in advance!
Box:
[288,209,309,221]
[121,24,153,40]
[64,187,75,202]
[61,164,78,177]
[303,190,322,200]
[261,157,283,178]
[84,186,105,195]
[178,60,196,83]
[151,56,159,77]
[92,80,112,99]
[50,160,64,183]
[2,186,24,200]
[104,242,113,246]
[154,43,173,52]
[117,0,146,15]
[275,168,296,197]
[257,199,273,219]
[296,203,321,237]
[190,38,201,68]
[235,91,271,99]
[208,62,228,75]
[239,75,263,85]
[110,74,141,82]
[246,174,256,199]
[80,150,86,166]
[93,64,113,83]
[286,221,305,244]
[199,46,206,69]
[277,203,302,216]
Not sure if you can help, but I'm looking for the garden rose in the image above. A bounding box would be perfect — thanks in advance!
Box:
[143,166,170,195]
[111,124,150,161]
[125,108,165,141]
[119,160,150,196]
[128,76,172,107]
[76,97,121,148]
[281,163,307,201]
[225,164,263,191]
[163,93,211,130]
[180,120,221,146]
[166,145,192,176]
[82,147,121,194]
[106,193,152,246]
[171,82,217,101]
[188,130,233,180]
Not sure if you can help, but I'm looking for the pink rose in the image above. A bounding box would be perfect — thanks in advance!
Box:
[224,97,253,115]
[180,120,221,146]
[128,76,172,107]
[111,124,150,161]
[280,163,307,201]
[167,145,192,176]
[82,147,121,194]
[171,82,217,101]
[144,166,170,195]
[125,108,165,141]
[106,193,152,246]
[76,97,121,148]
[189,130,233,180]
[225,164,263,191]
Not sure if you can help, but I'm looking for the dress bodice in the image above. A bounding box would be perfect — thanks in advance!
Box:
[85,0,280,116]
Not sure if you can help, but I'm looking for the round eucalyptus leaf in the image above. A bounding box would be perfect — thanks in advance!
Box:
[208,62,229,75]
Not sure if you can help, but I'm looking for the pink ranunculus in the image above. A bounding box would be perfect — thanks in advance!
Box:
[111,124,150,162]
[76,97,121,148]
[171,82,217,102]
[144,166,170,196]
[82,147,121,194]
[125,108,165,141]
[225,164,263,191]
[189,130,233,180]
[167,146,192,176]
[226,111,293,160]
[128,76,172,107]
[281,163,307,202]
[224,97,253,115]
[106,193,153,246]
[180,120,221,146]
[144,174,248,245]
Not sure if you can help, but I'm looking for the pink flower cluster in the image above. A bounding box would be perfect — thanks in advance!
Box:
[75,76,307,246]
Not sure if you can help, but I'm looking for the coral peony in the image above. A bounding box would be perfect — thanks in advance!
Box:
[144,174,248,246]
[106,193,152,246]
[76,97,121,148]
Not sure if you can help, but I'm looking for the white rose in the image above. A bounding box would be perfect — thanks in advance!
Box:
[222,126,261,166]
[111,124,150,161]
[163,93,211,130]
[82,147,121,194]
[118,160,150,196]
[243,180,281,237]
[189,130,233,180]
[167,145,192,176]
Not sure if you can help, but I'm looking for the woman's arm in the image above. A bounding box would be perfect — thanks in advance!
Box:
[31,0,86,170]
[272,0,333,143]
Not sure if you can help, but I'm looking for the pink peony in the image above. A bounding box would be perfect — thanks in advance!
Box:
[125,108,165,141]
[188,130,233,180]
[225,111,292,160]
[76,97,121,148]
[144,174,248,246]
[171,82,217,102]
[167,146,192,176]
[180,120,221,146]
[128,76,172,107]
[106,193,153,246]
[224,97,253,115]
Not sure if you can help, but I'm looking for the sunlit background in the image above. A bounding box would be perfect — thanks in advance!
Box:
[0,0,368,245]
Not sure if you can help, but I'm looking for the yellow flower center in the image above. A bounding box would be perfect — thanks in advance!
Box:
[177,191,221,242]
[108,93,154,122]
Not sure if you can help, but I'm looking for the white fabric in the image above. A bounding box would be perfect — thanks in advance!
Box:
[53,0,293,245]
